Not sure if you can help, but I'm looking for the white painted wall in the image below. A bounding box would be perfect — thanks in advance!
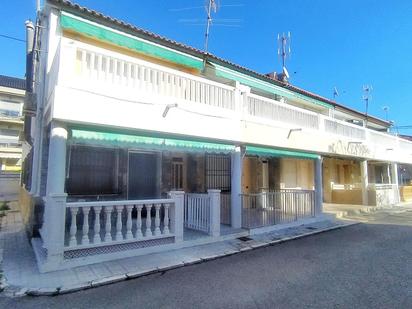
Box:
[45,34,412,165]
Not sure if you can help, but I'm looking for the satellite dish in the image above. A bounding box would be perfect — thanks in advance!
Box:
[283,66,290,79]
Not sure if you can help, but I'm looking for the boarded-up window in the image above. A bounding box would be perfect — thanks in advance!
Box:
[66,146,118,195]
[205,154,231,191]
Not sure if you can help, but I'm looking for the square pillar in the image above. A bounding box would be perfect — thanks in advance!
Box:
[208,189,221,237]
[360,160,369,205]
[314,157,323,215]
[42,193,67,271]
[231,147,243,228]
[391,163,400,204]
[169,191,185,242]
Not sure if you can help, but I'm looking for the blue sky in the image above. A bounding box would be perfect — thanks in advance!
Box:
[1,0,411,130]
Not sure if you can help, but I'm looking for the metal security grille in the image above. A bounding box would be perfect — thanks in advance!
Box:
[205,154,231,191]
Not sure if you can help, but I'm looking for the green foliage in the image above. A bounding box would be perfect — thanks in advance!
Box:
[0,201,10,211]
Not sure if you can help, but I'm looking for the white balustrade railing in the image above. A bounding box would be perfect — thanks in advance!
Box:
[184,193,211,233]
[65,198,175,249]
[63,46,412,159]
[367,130,398,149]
[399,139,412,154]
[324,118,366,140]
[74,47,236,110]
[246,94,320,130]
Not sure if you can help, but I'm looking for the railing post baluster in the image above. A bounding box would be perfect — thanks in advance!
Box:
[93,206,102,244]
[116,205,124,240]
[69,207,79,247]
[145,204,152,237]
[136,205,143,238]
[154,204,161,236]
[163,203,170,235]
[104,206,113,242]
[81,207,90,245]
[125,205,133,240]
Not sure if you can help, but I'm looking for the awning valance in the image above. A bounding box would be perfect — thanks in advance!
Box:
[245,146,319,160]
[70,129,235,153]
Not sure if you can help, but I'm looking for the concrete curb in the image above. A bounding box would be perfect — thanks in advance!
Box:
[2,221,358,297]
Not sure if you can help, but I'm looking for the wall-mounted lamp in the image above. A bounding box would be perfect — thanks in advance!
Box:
[162,103,178,118]
[287,128,302,139]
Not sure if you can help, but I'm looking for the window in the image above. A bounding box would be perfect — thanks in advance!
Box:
[66,146,119,195]
[171,157,184,190]
[206,154,231,191]
[0,129,20,137]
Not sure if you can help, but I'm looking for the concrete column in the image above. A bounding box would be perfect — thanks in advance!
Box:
[169,191,185,242]
[208,189,221,237]
[360,160,369,205]
[391,163,400,204]
[45,122,68,195]
[42,122,68,270]
[42,193,67,271]
[231,146,243,228]
[314,157,323,215]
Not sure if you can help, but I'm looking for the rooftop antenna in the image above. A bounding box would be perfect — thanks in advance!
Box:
[277,32,291,82]
[362,85,373,126]
[204,0,218,54]
[382,106,389,121]
[333,87,339,100]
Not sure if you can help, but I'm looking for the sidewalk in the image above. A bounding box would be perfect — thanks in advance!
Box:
[0,209,355,297]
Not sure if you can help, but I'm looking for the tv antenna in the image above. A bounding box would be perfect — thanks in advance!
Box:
[277,32,291,81]
[362,85,373,125]
[382,106,389,121]
[204,0,218,54]
[333,87,339,100]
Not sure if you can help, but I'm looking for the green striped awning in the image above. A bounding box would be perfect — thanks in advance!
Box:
[70,129,235,153]
[245,146,319,160]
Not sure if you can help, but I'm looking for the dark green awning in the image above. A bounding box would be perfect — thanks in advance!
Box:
[246,146,319,160]
[70,129,235,153]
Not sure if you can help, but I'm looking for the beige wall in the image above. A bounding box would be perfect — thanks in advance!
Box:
[279,158,314,190]
[242,156,314,193]
[323,157,362,203]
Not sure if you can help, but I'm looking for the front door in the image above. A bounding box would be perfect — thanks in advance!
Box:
[128,152,159,199]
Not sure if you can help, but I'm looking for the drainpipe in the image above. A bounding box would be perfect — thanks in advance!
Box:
[23,20,35,144]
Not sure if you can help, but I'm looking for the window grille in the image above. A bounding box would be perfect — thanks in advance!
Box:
[206,154,231,191]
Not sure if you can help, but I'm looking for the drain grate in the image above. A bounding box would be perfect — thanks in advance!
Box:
[238,236,253,242]
[305,226,317,230]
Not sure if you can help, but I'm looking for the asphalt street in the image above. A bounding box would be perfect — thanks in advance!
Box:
[2,208,412,309]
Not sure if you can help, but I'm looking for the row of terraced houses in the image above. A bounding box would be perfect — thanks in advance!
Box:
[19,0,412,272]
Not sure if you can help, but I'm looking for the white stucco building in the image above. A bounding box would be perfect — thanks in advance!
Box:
[20,0,412,272]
